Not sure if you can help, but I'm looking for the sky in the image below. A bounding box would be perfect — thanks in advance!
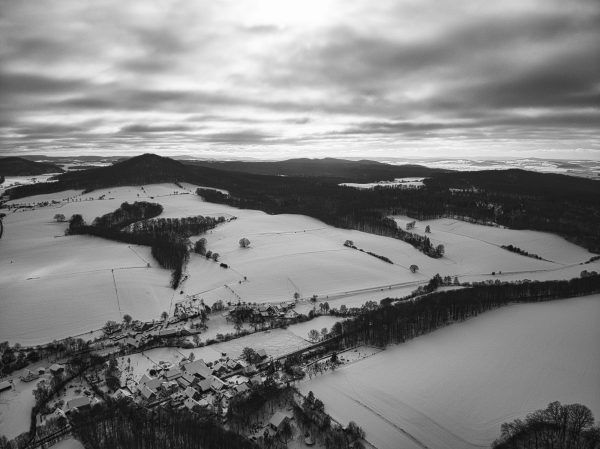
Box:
[1,0,599,160]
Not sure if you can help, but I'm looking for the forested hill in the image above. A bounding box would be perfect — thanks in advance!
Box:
[0,157,64,176]
[5,153,600,253]
[181,157,448,182]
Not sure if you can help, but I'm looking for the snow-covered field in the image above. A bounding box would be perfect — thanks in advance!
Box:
[2,181,598,346]
[299,295,600,449]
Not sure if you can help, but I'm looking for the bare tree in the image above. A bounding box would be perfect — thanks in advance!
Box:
[308,329,320,342]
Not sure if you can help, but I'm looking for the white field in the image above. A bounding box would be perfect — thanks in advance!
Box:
[49,438,84,449]
[299,295,600,449]
[1,182,598,347]
[0,376,38,439]
[286,316,341,340]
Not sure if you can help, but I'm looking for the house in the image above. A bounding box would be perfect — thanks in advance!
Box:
[210,376,227,393]
[19,369,40,382]
[123,337,140,348]
[183,397,200,411]
[177,371,197,388]
[256,349,267,360]
[161,381,178,395]
[113,388,133,401]
[197,377,213,393]
[159,328,178,338]
[164,368,181,381]
[269,411,290,432]
[234,383,249,394]
[283,309,299,319]
[183,361,213,379]
[250,375,263,386]
[212,363,227,375]
[49,364,64,374]
[140,385,155,400]
[226,359,242,370]
[64,396,91,413]
[138,374,152,386]
[184,386,200,400]
[145,378,162,391]
[0,381,12,392]
[137,376,161,394]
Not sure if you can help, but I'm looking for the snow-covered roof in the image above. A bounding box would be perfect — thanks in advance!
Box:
[140,385,155,400]
[65,396,90,412]
[269,411,289,429]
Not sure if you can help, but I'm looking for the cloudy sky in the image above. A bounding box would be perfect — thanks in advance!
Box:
[1,0,599,159]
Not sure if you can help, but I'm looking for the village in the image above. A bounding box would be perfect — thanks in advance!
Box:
[0,289,378,449]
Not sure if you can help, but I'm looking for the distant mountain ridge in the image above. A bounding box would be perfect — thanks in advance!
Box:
[181,157,448,180]
[5,154,448,199]
[4,153,599,254]
[0,157,64,176]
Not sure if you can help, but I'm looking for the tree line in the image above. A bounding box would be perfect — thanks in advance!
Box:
[68,398,258,449]
[8,154,599,255]
[64,202,222,288]
[491,401,599,449]
[327,274,600,348]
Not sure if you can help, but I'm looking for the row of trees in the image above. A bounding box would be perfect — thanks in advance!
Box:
[330,274,600,349]
[123,215,224,239]
[64,204,224,288]
[92,201,163,229]
[70,398,258,449]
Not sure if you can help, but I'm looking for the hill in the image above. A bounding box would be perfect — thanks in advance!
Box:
[5,153,600,253]
[0,157,64,176]
[181,157,447,181]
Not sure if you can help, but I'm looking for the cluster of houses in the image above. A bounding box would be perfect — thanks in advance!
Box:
[18,363,65,383]
[109,322,201,350]
[112,350,275,422]
[228,301,298,324]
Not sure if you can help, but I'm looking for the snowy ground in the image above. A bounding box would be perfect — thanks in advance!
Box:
[49,438,84,449]
[298,295,600,449]
[2,182,598,347]
[286,316,341,341]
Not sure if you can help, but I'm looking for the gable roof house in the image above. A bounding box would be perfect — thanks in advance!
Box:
[234,383,250,395]
[212,362,227,374]
[198,376,214,393]
[210,376,227,393]
[140,385,156,401]
[269,411,290,432]
[184,386,200,400]
[177,371,197,388]
[64,396,91,414]
[183,360,213,379]
[183,397,201,411]
[161,381,178,395]
[164,368,181,381]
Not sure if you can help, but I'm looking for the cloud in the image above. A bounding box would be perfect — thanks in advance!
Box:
[0,0,598,157]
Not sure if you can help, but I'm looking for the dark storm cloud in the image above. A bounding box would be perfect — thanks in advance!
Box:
[119,124,193,134]
[0,72,87,96]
